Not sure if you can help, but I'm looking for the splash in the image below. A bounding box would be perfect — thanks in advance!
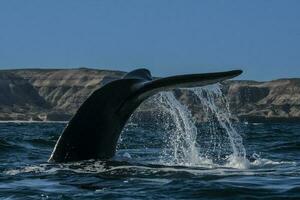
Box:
[191,84,249,168]
[156,84,249,169]
[155,91,209,166]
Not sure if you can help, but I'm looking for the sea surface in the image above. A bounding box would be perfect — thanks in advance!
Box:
[0,122,299,199]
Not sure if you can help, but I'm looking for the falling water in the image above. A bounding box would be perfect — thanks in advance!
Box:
[190,84,248,168]
[155,91,207,166]
[155,84,249,168]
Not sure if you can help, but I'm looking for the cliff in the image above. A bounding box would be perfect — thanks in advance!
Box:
[225,79,300,122]
[0,68,299,122]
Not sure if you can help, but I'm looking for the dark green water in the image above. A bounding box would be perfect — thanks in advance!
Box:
[0,122,299,199]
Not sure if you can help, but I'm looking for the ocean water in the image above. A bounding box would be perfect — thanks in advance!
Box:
[0,122,299,199]
[0,86,300,199]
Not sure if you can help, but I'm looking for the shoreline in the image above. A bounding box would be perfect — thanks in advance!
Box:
[1,68,299,122]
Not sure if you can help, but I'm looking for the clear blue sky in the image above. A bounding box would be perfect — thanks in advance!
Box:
[0,0,300,80]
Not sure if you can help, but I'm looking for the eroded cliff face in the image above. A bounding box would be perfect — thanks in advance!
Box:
[0,68,299,122]
[0,69,124,121]
[225,79,300,122]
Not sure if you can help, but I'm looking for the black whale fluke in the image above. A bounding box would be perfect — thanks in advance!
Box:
[49,68,242,163]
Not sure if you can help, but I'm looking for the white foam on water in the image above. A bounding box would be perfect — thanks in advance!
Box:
[249,153,296,167]
[4,161,107,175]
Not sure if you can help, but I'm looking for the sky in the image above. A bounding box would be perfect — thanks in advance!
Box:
[0,0,300,80]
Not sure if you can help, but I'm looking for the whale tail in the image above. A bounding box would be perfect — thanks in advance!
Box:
[49,68,242,163]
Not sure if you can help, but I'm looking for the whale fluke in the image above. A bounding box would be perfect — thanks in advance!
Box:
[49,68,242,163]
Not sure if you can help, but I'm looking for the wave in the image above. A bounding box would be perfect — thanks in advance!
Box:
[0,138,25,152]
[269,142,300,152]
[0,138,12,150]
[4,153,297,178]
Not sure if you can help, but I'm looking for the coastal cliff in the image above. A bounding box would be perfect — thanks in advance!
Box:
[0,68,299,122]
